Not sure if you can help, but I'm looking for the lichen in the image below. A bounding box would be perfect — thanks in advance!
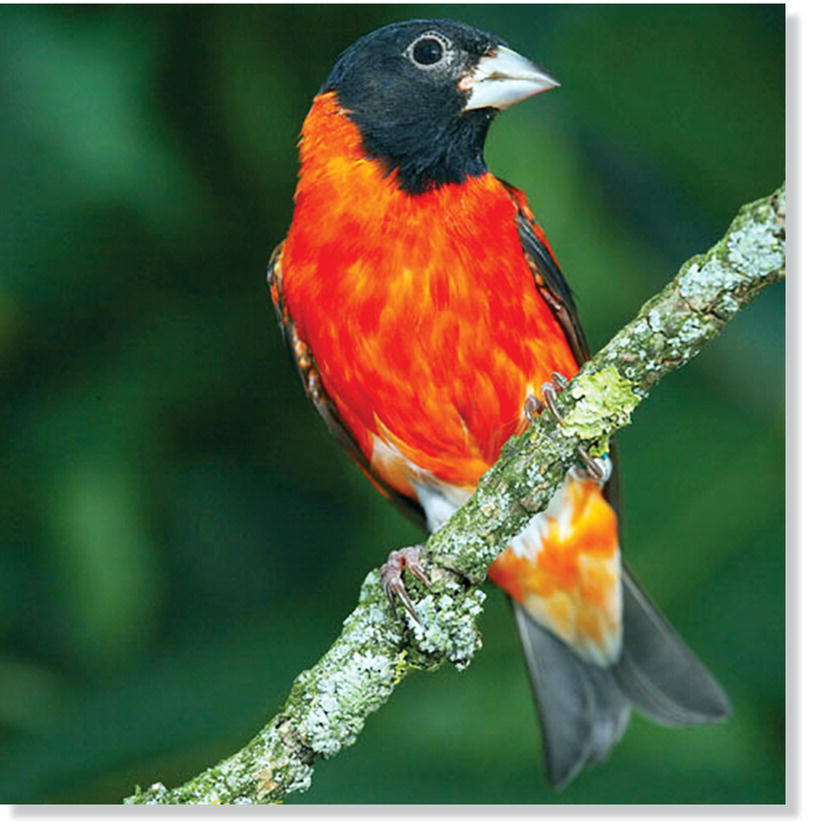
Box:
[297,650,395,755]
[727,209,785,277]
[678,256,744,313]
[406,587,486,670]
[561,367,640,441]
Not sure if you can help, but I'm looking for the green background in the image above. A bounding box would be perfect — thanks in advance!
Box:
[0,4,784,804]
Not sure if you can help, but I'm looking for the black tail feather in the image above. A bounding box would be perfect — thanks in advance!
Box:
[612,567,732,726]
[512,600,630,789]
[512,565,731,788]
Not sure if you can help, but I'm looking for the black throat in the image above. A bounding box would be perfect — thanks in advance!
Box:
[347,106,495,195]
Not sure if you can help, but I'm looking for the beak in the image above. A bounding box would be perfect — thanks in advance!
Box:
[461,45,559,111]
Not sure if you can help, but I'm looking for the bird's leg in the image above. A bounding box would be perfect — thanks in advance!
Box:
[380,545,431,623]
[524,371,610,484]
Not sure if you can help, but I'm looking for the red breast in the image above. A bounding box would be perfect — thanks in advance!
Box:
[282,92,578,498]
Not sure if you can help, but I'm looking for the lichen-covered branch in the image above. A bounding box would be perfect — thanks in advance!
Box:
[126,184,784,805]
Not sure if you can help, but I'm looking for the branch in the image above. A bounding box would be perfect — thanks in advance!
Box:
[126,184,785,805]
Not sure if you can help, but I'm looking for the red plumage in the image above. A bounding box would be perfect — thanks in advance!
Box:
[282,92,578,492]
[270,19,730,789]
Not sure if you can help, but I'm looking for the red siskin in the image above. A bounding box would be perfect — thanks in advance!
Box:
[269,19,730,788]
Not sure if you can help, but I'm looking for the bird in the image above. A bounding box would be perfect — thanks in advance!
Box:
[268,18,731,789]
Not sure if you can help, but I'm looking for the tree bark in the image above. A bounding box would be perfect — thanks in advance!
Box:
[126,184,785,805]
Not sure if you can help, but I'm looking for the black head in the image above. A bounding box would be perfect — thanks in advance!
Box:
[320,19,557,194]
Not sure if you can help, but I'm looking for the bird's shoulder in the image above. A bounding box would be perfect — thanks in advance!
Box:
[498,179,591,365]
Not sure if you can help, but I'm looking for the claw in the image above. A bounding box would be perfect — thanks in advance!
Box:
[527,375,611,485]
[541,382,565,425]
[380,545,429,623]
[577,447,612,484]
[551,371,568,392]
[526,372,569,425]
[524,393,545,422]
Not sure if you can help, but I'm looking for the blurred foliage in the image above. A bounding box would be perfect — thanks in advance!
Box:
[0,4,784,805]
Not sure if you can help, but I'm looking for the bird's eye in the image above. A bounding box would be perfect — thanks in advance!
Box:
[412,37,444,65]
[406,33,451,68]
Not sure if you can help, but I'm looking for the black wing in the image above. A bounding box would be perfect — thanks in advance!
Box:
[501,181,591,365]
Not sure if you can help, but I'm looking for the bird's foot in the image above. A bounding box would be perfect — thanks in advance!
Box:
[524,370,568,422]
[380,545,430,623]
[524,371,609,484]
[573,452,613,485]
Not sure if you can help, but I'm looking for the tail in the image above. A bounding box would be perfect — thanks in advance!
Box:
[512,565,732,789]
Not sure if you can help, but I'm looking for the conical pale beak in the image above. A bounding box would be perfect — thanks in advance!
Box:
[461,45,559,111]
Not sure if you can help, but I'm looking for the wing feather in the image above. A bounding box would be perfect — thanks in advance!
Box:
[500,180,591,365]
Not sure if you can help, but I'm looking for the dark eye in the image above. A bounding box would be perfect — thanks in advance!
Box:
[412,36,445,65]
[405,31,453,70]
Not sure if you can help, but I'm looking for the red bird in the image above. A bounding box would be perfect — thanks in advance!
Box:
[270,19,730,788]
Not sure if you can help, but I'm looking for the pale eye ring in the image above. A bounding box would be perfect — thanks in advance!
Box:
[406,32,453,69]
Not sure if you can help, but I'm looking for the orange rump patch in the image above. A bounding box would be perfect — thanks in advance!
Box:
[489,474,622,666]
